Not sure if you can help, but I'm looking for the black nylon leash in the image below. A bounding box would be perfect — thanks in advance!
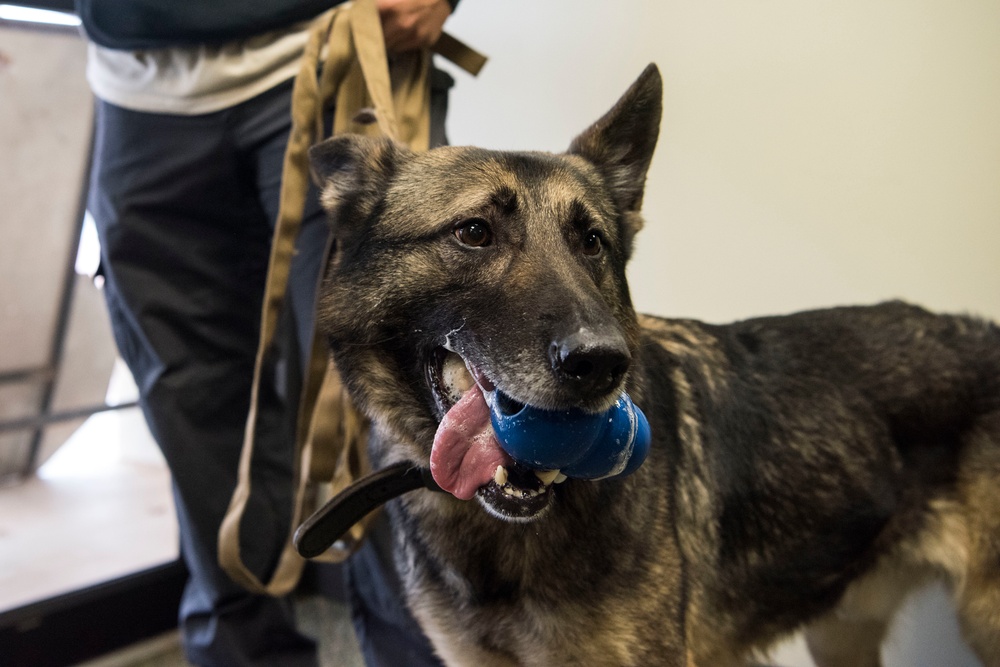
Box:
[294,462,442,558]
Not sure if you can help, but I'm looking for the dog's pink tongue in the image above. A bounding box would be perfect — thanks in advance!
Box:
[431,384,510,500]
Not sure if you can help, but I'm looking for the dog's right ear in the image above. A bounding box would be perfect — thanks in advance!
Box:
[568,64,662,217]
[309,135,405,228]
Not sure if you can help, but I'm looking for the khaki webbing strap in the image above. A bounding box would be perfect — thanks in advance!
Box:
[219,0,399,595]
[351,1,401,140]
[218,6,339,596]
[433,32,487,76]
[219,0,486,595]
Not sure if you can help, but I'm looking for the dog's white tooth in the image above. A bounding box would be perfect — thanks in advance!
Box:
[553,472,568,484]
[503,486,516,496]
[534,469,559,485]
[494,465,508,486]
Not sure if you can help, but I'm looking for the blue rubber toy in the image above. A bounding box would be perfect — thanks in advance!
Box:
[488,391,651,480]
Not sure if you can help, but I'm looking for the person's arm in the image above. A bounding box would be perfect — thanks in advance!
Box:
[377,0,454,53]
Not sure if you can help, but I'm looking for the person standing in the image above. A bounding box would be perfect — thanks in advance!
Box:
[77,1,457,664]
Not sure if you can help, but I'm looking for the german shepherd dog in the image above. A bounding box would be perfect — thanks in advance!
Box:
[308,65,1000,666]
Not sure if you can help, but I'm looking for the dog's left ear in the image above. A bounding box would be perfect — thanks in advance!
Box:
[309,135,408,232]
[569,64,662,222]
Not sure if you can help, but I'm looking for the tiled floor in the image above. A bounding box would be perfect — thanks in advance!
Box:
[78,595,364,667]
[0,405,177,613]
[0,367,363,666]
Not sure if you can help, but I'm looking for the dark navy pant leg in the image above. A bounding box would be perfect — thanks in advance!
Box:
[89,83,316,667]
[90,65,454,667]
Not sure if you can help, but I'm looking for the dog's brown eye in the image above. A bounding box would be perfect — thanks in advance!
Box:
[582,230,604,256]
[454,219,493,247]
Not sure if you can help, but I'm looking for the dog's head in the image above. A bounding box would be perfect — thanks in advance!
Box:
[310,64,661,521]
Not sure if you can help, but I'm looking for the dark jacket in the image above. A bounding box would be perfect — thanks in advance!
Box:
[75,0,458,50]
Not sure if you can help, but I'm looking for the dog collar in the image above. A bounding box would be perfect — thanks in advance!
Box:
[294,462,442,558]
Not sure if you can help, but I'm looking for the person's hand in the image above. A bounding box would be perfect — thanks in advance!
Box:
[377,0,451,53]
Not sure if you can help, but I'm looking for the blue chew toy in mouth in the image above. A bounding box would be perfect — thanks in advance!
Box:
[487,391,651,480]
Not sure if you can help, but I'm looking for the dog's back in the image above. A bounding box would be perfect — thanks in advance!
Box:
[638,302,1000,665]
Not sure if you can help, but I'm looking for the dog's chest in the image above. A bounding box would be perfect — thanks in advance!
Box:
[401,520,664,667]
[412,582,643,667]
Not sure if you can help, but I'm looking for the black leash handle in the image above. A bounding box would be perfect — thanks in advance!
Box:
[294,462,442,558]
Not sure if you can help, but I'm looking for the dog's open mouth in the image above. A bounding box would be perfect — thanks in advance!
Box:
[425,348,565,521]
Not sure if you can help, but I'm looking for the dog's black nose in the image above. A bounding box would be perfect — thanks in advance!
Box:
[550,330,630,398]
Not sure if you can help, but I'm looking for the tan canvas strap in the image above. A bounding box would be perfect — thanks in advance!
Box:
[218,6,342,596]
[433,32,487,76]
[219,0,485,595]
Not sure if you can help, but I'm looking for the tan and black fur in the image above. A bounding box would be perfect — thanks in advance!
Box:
[308,65,1000,666]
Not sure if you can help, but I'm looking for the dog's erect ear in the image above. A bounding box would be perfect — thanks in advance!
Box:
[569,64,662,216]
[309,135,406,228]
